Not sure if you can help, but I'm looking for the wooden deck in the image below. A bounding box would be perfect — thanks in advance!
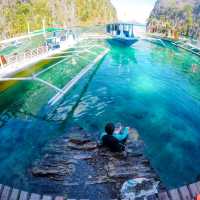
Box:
[1,181,200,200]
[148,181,200,200]
[0,184,64,200]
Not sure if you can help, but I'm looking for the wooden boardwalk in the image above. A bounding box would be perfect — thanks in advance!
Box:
[1,181,200,200]
[0,184,64,200]
[148,181,200,200]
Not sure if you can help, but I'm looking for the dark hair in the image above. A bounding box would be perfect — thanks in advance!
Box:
[105,123,115,135]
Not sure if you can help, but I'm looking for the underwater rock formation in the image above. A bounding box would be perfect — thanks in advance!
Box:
[31,126,163,199]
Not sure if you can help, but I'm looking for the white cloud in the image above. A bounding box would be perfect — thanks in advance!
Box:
[111,0,155,23]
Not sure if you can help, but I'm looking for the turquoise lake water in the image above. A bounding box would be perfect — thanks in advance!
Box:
[0,38,200,192]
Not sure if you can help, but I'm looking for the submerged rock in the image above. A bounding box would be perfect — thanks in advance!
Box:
[73,153,94,160]
[30,126,162,199]
[68,138,91,145]
[86,176,116,185]
[32,167,61,177]
[67,140,97,150]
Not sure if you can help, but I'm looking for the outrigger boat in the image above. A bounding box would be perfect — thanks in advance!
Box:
[106,23,139,46]
[46,30,76,50]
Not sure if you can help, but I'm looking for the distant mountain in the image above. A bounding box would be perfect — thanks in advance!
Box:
[128,20,145,26]
[117,20,145,26]
[147,0,200,39]
[0,0,117,39]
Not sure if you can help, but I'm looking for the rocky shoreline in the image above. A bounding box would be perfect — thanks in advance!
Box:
[30,126,164,199]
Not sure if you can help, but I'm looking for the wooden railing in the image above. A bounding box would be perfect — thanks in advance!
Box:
[0,184,65,200]
[0,46,48,70]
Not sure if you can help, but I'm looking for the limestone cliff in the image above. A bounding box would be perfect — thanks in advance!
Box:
[0,0,117,39]
[147,0,200,39]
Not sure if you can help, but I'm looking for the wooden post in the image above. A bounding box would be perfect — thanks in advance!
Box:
[42,19,46,37]
[27,22,31,39]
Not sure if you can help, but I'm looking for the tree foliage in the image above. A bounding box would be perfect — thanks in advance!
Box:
[147,0,200,39]
[0,0,117,38]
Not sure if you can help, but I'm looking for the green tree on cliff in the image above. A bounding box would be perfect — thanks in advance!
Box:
[0,0,117,39]
[183,5,193,37]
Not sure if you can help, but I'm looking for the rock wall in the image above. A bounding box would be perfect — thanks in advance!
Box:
[147,0,200,40]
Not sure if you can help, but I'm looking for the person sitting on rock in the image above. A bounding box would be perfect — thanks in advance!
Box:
[100,123,129,152]
[100,123,129,144]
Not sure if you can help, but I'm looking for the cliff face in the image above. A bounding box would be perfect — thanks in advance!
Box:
[147,0,200,39]
[0,0,117,39]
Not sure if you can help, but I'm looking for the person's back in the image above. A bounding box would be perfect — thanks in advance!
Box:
[102,134,124,152]
[101,123,125,152]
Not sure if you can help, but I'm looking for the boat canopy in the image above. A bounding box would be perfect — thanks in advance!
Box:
[106,23,135,38]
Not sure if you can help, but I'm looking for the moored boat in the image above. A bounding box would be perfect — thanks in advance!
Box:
[106,23,139,46]
[46,30,76,50]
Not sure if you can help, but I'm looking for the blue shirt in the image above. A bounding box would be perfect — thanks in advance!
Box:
[100,127,129,144]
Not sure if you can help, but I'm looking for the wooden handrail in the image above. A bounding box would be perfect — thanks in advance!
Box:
[1,45,48,69]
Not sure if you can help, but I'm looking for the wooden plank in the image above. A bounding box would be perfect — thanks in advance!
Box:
[195,181,200,192]
[29,193,40,200]
[1,186,11,200]
[19,191,29,200]
[188,183,199,198]
[9,188,19,200]
[79,199,91,200]
[42,196,52,200]
[147,194,158,200]
[168,189,181,200]
[54,197,64,200]
[0,185,3,197]
[158,192,170,200]
[179,185,192,200]
[78,199,89,200]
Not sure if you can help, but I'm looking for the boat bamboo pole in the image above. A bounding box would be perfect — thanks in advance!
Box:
[42,19,46,37]
[48,48,109,106]
[0,56,3,68]
[27,22,31,40]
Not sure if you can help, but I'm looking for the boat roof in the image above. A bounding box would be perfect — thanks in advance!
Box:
[107,22,135,26]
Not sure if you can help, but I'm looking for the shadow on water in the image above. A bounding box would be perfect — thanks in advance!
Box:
[107,42,138,64]
[61,60,105,126]
[43,56,106,130]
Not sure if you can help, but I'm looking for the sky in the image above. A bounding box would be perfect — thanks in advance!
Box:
[111,0,156,24]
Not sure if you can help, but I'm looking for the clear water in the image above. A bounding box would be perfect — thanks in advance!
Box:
[0,38,200,193]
